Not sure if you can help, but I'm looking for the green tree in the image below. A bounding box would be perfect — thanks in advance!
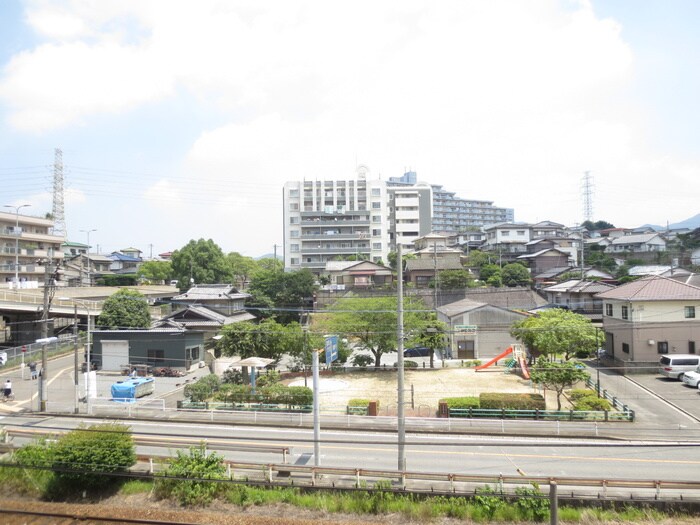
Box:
[256,257,283,272]
[318,296,430,368]
[137,260,173,283]
[530,357,589,410]
[50,423,136,494]
[97,289,151,329]
[171,239,231,289]
[501,263,531,287]
[511,309,598,360]
[413,316,448,369]
[582,220,615,231]
[479,264,501,282]
[387,250,416,271]
[434,269,474,289]
[217,319,309,362]
[227,252,258,288]
[247,268,317,323]
[464,249,492,268]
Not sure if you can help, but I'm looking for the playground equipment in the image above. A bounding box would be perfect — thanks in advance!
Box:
[475,344,530,379]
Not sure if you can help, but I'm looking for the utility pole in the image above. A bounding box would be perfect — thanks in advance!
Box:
[40,260,51,411]
[397,243,406,472]
[73,305,79,414]
[433,240,438,310]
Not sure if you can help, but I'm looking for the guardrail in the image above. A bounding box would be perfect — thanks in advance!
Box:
[448,407,634,422]
[585,376,635,419]
[178,401,312,413]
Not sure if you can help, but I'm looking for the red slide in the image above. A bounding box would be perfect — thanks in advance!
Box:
[517,355,530,379]
[475,346,513,371]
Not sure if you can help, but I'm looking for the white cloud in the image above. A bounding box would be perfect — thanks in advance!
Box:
[1,1,697,253]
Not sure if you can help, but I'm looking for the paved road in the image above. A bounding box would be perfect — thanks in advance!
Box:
[3,414,699,483]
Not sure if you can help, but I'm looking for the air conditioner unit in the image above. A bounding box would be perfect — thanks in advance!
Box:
[648,340,655,345]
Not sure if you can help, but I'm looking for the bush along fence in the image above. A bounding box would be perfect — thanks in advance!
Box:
[584,376,635,421]
[439,392,634,422]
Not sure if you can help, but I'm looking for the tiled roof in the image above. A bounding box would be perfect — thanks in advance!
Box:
[437,298,487,317]
[543,279,615,294]
[610,233,661,245]
[405,259,464,271]
[595,275,700,301]
[517,248,567,259]
[462,288,548,310]
[173,284,250,301]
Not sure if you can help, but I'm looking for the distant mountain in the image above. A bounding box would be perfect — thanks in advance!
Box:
[641,213,700,231]
[255,253,282,260]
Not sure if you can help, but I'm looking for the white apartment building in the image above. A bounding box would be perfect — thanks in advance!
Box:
[387,185,433,253]
[0,210,65,288]
[283,168,390,273]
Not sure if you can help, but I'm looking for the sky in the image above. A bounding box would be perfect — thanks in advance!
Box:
[1,0,699,258]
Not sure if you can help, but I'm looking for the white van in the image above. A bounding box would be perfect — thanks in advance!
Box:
[659,354,700,380]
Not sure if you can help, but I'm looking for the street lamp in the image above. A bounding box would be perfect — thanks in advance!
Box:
[79,229,97,286]
[3,204,31,287]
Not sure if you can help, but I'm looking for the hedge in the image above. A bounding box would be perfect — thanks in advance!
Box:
[479,393,546,410]
[440,397,480,409]
[573,396,612,411]
[348,399,380,409]
[569,389,597,401]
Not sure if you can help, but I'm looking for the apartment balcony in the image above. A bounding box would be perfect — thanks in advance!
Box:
[301,247,368,255]
[301,218,369,227]
[300,232,366,240]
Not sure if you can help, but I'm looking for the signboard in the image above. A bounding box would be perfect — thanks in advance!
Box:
[455,324,478,335]
[325,335,339,365]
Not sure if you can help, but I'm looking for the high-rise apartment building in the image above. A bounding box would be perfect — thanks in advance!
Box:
[0,210,65,288]
[283,168,390,273]
[389,171,514,235]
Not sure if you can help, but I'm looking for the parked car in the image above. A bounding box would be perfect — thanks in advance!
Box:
[659,354,700,380]
[681,365,700,388]
[404,346,432,358]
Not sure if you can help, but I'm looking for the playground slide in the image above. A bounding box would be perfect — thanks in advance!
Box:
[517,355,531,379]
[475,346,513,371]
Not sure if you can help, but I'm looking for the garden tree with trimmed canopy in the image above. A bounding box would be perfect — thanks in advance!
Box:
[500,262,531,287]
[226,251,258,288]
[318,296,432,368]
[136,260,173,283]
[433,269,475,289]
[247,267,317,323]
[413,316,448,369]
[510,308,598,360]
[216,319,320,362]
[97,288,151,329]
[171,238,231,290]
[529,357,590,410]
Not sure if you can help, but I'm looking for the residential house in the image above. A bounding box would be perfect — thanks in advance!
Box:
[542,279,616,317]
[595,275,700,373]
[516,248,570,277]
[324,260,393,289]
[605,233,667,254]
[404,234,464,287]
[62,253,113,286]
[109,251,143,274]
[157,284,255,340]
[437,298,527,359]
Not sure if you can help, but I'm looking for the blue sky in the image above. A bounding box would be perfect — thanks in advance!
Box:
[1,0,699,258]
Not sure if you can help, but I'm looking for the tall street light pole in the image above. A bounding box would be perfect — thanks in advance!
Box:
[3,204,31,287]
[80,229,97,286]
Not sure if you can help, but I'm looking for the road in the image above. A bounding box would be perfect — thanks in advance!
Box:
[2,414,699,483]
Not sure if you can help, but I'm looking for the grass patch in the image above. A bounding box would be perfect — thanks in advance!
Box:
[119,479,152,495]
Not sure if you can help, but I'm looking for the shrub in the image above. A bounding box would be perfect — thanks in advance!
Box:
[222,368,243,385]
[49,423,136,496]
[479,393,546,410]
[3,441,56,496]
[574,397,612,411]
[155,445,227,506]
[214,384,253,403]
[256,370,281,388]
[351,354,374,367]
[441,397,480,409]
[461,360,482,368]
[286,386,313,406]
[569,388,597,401]
[184,374,221,402]
[348,399,380,409]
[393,360,418,368]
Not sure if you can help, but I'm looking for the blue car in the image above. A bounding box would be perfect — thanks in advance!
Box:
[404,347,432,357]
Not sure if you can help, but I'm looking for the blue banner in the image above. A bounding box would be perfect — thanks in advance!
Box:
[325,335,338,365]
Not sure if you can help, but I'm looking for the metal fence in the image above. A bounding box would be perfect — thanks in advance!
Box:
[1,335,83,368]
[448,407,633,422]
[585,376,635,419]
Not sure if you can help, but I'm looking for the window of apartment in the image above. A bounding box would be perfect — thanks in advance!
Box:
[517,230,525,236]
[290,258,299,265]
[289,216,299,224]
[290,244,299,252]
[685,306,696,319]
[657,341,669,354]
[689,341,696,354]
[372,242,382,250]
[290,230,299,238]
[501,231,510,237]
[372,229,381,236]
[621,305,629,320]
[605,304,613,317]
[622,343,630,354]
[371,188,381,196]
[289,189,299,197]
[289,203,299,211]
[371,202,381,209]
[372,216,381,223]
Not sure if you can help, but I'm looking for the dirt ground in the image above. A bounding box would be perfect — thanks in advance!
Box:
[288,366,566,416]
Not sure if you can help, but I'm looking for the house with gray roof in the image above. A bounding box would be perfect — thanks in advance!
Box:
[604,233,666,254]
[323,260,393,289]
[595,275,700,372]
[437,298,527,360]
[542,279,615,317]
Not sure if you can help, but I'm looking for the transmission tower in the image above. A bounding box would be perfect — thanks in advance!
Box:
[581,171,594,222]
[51,148,66,238]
